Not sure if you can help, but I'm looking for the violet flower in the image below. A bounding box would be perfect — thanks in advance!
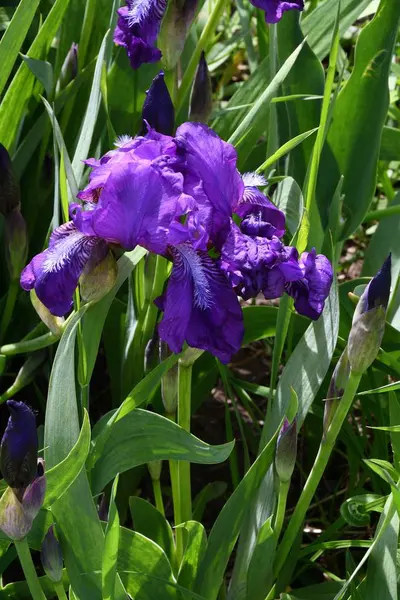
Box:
[249,0,304,24]
[20,117,333,363]
[114,0,167,69]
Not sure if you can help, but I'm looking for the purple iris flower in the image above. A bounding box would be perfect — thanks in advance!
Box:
[20,120,333,362]
[249,0,304,23]
[114,0,167,69]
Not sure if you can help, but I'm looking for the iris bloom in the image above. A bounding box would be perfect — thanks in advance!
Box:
[114,0,167,69]
[249,0,304,23]
[20,93,332,362]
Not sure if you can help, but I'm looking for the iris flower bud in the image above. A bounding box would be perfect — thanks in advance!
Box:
[189,52,212,123]
[348,255,391,375]
[0,401,38,492]
[0,458,46,540]
[158,0,198,70]
[56,43,78,93]
[142,72,175,136]
[159,341,178,416]
[5,208,28,281]
[0,143,20,217]
[41,525,63,583]
[275,418,297,483]
[148,460,162,481]
[79,251,118,304]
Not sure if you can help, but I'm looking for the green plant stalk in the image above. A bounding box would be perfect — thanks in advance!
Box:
[169,457,184,561]
[364,203,400,223]
[177,0,226,113]
[0,279,19,345]
[266,23,279,161]
[14,539,47,600]
[53,581,68,600]
[178,359,193,524]
[265,295,292,414]
[274,479,290,541]
[273,370,362,579]
[152,477,165,517]
[0,332,59,356]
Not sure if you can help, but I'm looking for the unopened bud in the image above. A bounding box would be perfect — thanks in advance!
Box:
[79,251,117,303]
[30,290,65,335]
[142,72,175,136]
[189,52,212,123]
[158,0,198,70]
[323,349,350,438]
[348,255,391,374]
[57,43,78,93]
[0,144,20,217]
[275,418,297,482]
[5,209,27,281]
[0,458,46,540]
[148,460,162,481]
[0,401,38,491]
[41,525,63,583]
[160,341,178,416]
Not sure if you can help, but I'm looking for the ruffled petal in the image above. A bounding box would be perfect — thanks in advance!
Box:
[157,245,244,363]
[74,161,191,254]
[285,249,333,320]
[176,122,244,245]
[113,0,167,69]
[20,222,106,316]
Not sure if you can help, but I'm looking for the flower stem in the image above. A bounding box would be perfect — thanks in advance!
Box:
[177,0,226,114]
[0,279,19,345]
[152,477,165,517]
[273,370,362,579]
[274,479,289,541]
[14,539,47,600]
[54,580,68,600]
[177,358,193,524]
[169,457,184,561]
[0,332,59,356]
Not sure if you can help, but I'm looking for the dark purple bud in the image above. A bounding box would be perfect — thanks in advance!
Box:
[0,144,20,217]
[275,418,297,482]
[5,208,28,281]
[57,43,78,93]
[19,458,46,520]
[189,51,212,123]
[0,401,38,492]
[41,525,63,583]
[348,255,391,374]
[141,72,175,136]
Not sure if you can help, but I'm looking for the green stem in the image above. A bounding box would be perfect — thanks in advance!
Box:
[273,371,362,579]
[169,457,184,561]
[0,332,59,356]
[53,580,68,600]
[0,279,19,344]
[14,539,47,600]
[274,480,289,541]
[364,203,400,223]
[176,0,226,114]
[266,23,279,161]
[152,478,165,517]
[178,359,193,524]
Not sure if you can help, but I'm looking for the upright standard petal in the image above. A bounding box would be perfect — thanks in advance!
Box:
[176,122,244,245]
[157,245,244,363]
[285,249,333,320]
[249,0,304,23]
[236,183,286,239]
[114,0,167,69]
[20,222,107,316]
[74,161,191,255]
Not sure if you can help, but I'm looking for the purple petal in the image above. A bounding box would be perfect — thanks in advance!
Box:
[286,249,333,320]
[157,245,244,363]
[248,0,304,23]
[113,0,167,70]
[75,161,191,255]
[22,459,46,521]
[20,222,106,316]
[236,186,286,239]
[175,123,244,245]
